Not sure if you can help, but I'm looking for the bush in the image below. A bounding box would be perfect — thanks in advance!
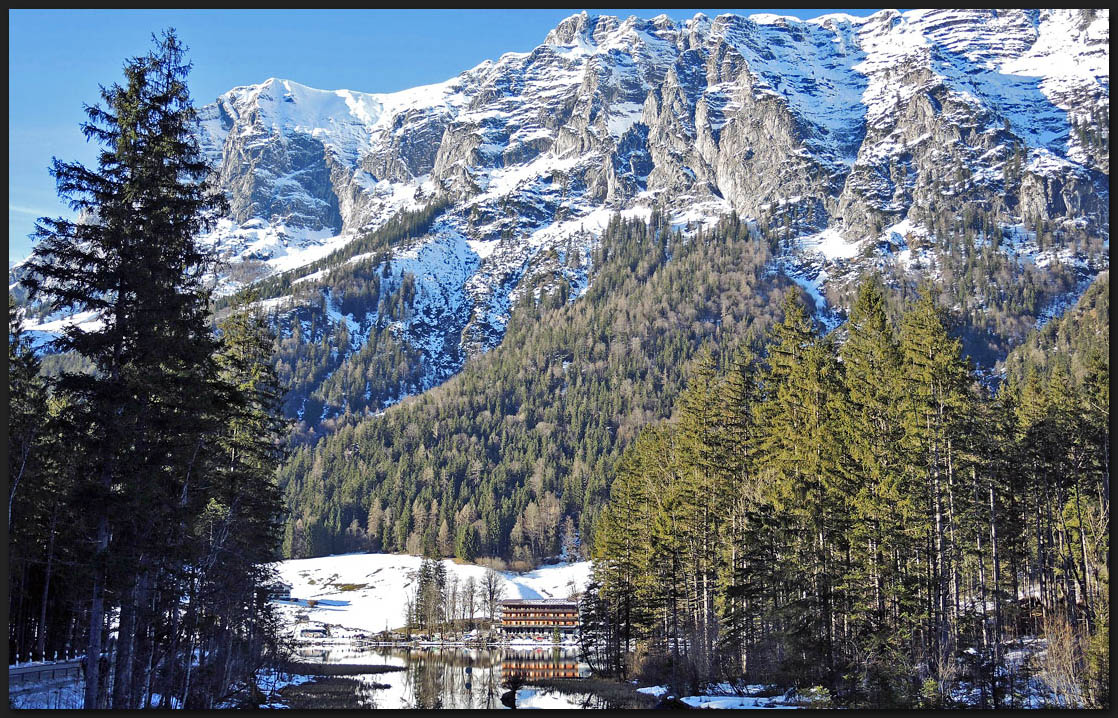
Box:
[799,686,834,708]
[476,557,508,571]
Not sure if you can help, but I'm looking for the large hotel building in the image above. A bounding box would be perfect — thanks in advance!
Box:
[497,598,579,639]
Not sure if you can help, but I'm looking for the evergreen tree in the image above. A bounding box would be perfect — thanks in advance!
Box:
[898,288,973,683]
[673,346,729,675]
[715,341,763,675]
[8,295,86,666]
[7,295,48,527]
[757,291,848,683]
[17,29,234,708]
[836,276,909,696]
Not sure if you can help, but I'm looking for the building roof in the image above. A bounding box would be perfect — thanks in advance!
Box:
[499,598,578,607]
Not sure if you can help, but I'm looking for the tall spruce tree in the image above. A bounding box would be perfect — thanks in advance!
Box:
[674,346,729,675]
[898,288,972,686]
[716,341,763,675]
[757,291,848,683]
[837,276,909,696]
[183,302,287,707]
[20,30,226,708]
[592,425,660,674]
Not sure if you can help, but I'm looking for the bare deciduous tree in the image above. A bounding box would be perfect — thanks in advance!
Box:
[1038,615,1088,708]
[483,569,505,624]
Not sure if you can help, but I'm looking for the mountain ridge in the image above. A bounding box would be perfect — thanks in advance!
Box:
[16,8,1109,429]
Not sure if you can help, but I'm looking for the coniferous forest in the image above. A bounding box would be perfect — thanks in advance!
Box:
[8,32,288,708]
[580,275,1109,708]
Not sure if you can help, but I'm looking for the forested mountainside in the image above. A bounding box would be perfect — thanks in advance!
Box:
[11,10,1108,562]
[277,213,791,560]
[9,11,1109,711]
[1002,270,1109,388]
[17,10,1109,414]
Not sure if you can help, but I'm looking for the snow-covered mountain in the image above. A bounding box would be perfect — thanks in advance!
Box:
[199,9,1106,254]
[20,9,1110,421]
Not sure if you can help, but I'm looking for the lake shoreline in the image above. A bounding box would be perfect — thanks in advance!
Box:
[274,672,660,710]
[265,644,651,709]
[279,660,407,676]
[514,677,659,709]
[277,676,386,709]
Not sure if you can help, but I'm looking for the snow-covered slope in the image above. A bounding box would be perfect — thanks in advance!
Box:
[197,9,1105,268]
[198,8,1106,340]
[17,9,1109,421]
[271,552,591,634]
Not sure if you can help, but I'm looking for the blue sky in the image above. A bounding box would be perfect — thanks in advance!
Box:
[8,9,886,263]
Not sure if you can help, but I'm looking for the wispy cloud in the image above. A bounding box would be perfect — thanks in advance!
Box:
[9,204,54,216]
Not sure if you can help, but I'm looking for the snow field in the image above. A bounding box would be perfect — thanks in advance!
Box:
[271,552,591,635]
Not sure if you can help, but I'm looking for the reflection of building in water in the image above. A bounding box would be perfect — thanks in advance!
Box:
[498,598,578,639]
[294,648,329,661]
[500,650,585,680]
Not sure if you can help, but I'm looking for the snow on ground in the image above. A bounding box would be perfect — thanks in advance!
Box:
[199,218,352,280]
[7,682,85,710]
[796,225,864,261]
[681,694,798,709]
[252,668,319,709]
[778,258,844,333]
[637,683,800,709]
[25,309,104,335]
[272,552,591,635]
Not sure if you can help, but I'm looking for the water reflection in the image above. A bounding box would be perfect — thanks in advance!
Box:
[300,646,593,709]
[502,648,584,681]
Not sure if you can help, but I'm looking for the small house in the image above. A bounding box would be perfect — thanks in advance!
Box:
[266,580,293,601]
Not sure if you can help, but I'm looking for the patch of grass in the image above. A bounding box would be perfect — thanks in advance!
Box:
[278,677,363,709]
[334,583,368,592]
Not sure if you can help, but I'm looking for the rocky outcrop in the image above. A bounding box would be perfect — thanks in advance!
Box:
[182,10,1113,410]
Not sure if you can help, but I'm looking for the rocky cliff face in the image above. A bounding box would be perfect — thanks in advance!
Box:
[25,9,1108,424]
[199,9,1107,256]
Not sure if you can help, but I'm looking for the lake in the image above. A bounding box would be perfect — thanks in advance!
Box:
[284,645,646,709]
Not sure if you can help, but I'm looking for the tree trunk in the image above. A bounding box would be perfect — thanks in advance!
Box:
[1072,478,1092,631]
[989,484,1003,709]
[7,429,35,527]
[111,576,139,709]
[83,520,108,710]
[946,440,961,644]
[181,576,198,709]
[36,512,58,660]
